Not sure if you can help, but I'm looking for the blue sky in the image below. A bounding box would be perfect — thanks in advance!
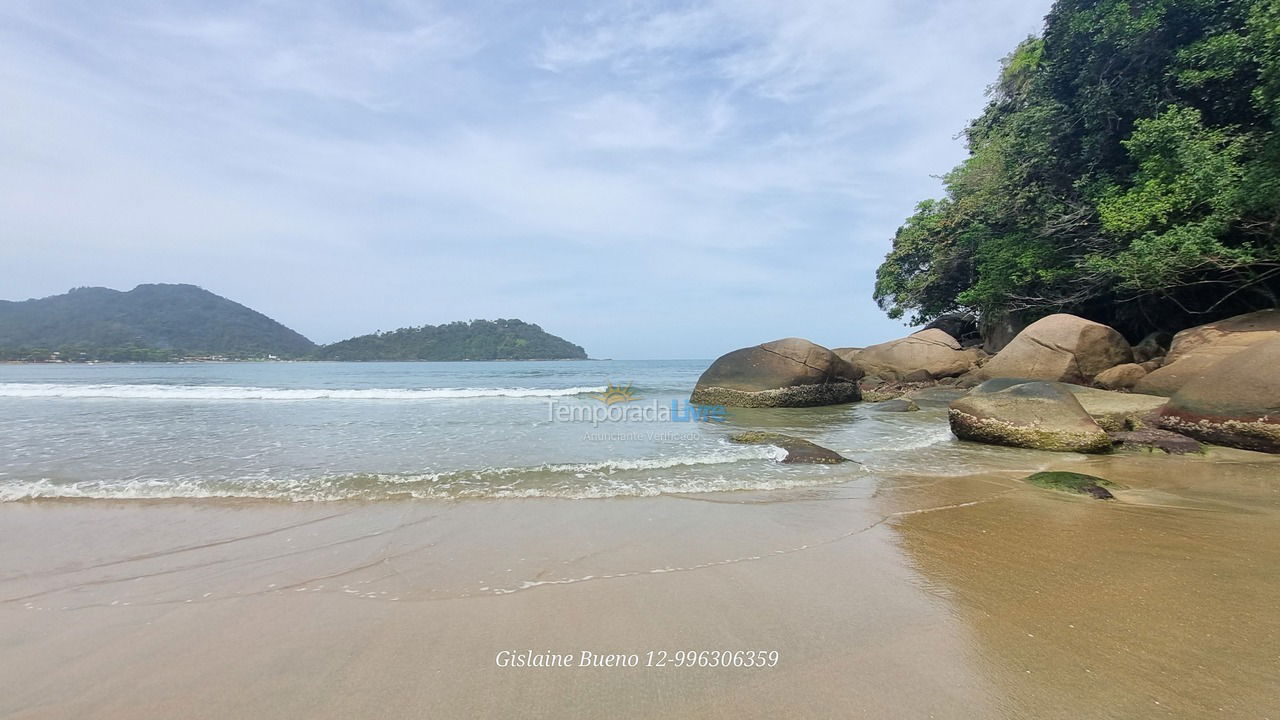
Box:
[1,0,1053,358]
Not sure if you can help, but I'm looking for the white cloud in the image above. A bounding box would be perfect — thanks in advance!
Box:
[0,0,1053,357]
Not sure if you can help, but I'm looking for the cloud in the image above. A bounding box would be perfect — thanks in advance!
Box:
[0,0,1053,357]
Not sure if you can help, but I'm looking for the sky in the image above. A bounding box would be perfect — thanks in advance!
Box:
[0,0,1055,359]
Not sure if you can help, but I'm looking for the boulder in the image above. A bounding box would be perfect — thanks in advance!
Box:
[948,380,1112,453]
[1157,336,1280,453]
[1023,471,1117,499]
[690,338,862,408]
[924,313,980,346]
[1108,428,1202,455]
[832,347,862,365]
[1132,331,1172,364]
[1135,310,1280,396]
[979,312,1027,354]
[979,314,1133,385]
[850,329,981,382]
[1093,363,1148,390]
[729,432,850,464]
[1066,386,1167,431]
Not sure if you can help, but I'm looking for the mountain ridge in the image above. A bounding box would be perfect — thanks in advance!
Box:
[0,285,587,362]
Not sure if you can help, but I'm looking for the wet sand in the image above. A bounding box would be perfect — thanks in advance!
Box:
[1,449,1278,718]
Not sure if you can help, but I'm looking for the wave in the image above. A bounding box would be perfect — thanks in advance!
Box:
[0,383,608,401]
[0,445,840,502]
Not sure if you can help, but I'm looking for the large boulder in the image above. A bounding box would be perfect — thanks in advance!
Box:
[690,338,862,408]
[848,329,981,382]
[1157,336,1280,453]
[948,380,1112,453]
[979,314,1132,385]
[832,347,862,365]
[1135,310,1280,396]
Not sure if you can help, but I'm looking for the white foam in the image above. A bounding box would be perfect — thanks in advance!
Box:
[0,383,607,401]
[0,445,818,502]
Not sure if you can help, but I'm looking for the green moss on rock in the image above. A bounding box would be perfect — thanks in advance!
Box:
[1023,471,1119,499]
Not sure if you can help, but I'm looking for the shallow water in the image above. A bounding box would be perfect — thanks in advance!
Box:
[0,360,1074,502]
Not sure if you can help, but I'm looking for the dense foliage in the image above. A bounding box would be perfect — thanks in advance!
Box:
[0,284,317,361]
[314,319,587,361]
[875,0,1280,339]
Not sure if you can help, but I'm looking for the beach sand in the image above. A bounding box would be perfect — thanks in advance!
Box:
[2,449,1278,718]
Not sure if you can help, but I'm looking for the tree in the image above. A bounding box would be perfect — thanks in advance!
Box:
[874,0,1280,339]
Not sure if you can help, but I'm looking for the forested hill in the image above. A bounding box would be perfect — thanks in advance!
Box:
[315,320,587,361]
[875,0,1280,341]
[0,284,316,361]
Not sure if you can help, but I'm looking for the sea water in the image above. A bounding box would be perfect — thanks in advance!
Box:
[0,360,1067,501]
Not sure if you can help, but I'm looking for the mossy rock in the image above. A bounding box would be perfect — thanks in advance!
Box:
[1023,471,1119,499]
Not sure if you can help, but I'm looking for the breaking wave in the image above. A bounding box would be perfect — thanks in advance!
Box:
[0,445,846,502]
[0,383,608,401]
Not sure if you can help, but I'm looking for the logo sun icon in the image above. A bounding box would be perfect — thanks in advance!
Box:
[592,382,638,405]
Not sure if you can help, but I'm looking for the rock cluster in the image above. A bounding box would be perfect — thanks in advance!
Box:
[691,308,1280,455]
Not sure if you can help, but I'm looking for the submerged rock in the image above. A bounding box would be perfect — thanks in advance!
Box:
[1023,471,1116,499]
[1158,336,1280,453]
[948,380,1111,453]
[871,398,919,412]
[1136,310,1280,397]
[979,314,1132,385]
[1108,428,1202,455]
[690,338,862,408]
[906,386,970,408]
[729,432,850,464]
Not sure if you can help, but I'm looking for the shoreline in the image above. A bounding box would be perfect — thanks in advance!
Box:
[3,449,1277,718]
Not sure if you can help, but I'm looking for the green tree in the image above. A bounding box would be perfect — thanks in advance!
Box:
[875,0,1280,339]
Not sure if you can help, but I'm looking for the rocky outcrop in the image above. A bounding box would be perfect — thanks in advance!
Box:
[1135,310,1280,397]
[1157,336,1280,453]
[729,432,850,464]
[848,329,981,382]
[978,314,1132,385]
[690,338,862,408]
[1093,363,1147,390]
[948,380,1112,453]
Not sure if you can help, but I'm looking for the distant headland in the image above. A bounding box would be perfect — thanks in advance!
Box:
[0,284,587,362]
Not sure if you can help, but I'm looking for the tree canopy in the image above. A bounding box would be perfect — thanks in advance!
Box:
[874,0,1280,339]
[313,319,587,361]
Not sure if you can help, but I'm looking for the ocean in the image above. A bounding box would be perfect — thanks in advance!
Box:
[0,360,1065,502]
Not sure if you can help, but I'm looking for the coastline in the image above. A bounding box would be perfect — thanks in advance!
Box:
[4,449,1277,718]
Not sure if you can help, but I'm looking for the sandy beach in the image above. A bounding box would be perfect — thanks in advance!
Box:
[3,448,1277,719]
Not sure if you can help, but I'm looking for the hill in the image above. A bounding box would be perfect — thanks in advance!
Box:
[316,319,587,361]
[0,284,317,361]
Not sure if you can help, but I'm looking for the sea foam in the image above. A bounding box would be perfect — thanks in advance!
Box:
[0,383,608,401]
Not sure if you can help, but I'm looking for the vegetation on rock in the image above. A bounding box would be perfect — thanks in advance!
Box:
[313,319,586,361]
